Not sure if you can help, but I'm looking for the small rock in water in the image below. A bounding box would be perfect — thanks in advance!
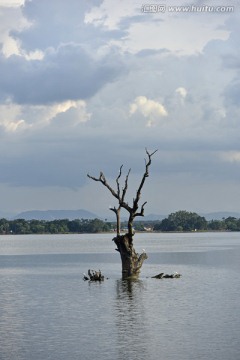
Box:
[152,272,182,279]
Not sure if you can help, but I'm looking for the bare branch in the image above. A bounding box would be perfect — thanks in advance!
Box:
[116,165,123,198]
[87,148,157,238]
[121,168,131,203]
[135,201,147,217]
[87,173,101,182]
[109,206,117,214]
[87,172,119,200]
[132,148,158,214]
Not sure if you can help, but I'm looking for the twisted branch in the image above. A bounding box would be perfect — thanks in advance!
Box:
[87,148,157,237]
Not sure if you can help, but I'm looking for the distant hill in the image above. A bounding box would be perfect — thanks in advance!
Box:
[0,211,15,220]
[10,209,240,221]
[138,213,166,221]
[202,212,240,221]
[14,209,99,221]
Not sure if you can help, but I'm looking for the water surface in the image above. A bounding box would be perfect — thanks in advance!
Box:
[0,232,240,360]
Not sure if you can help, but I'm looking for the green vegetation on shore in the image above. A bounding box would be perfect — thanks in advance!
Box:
[0,218,112,235]
[153,210,240,232]
[1,210,240,234]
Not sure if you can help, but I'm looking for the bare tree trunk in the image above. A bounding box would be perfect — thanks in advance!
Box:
[113,234,148,279]
[116,208,121,236]
[87,149,157,279]
[111,206,121,236]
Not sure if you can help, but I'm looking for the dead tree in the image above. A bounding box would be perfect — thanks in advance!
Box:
[87,149,157,279]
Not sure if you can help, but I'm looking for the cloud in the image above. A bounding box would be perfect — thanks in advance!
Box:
[85,0,231,55]
[0,44,123,105]
[0,5,30,57]
[12,0,121,53]
[0,1,24,7]
[129,96,168,127]
[0,119,27,132]
[0,0,240,216]
[0,98,91,135]
[0,0,125,106]
[12,0,91,50]
[220,151,240,163]
[47,100,91,128]
[0,102,28,133]
[176,87,187,99]
[85,0,140,30]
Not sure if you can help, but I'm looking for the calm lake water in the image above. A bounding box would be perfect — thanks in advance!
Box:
[0,232,240,360]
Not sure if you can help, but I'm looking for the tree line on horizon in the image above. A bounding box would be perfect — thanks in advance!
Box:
[152,210,240,232]
[0,210,240,234]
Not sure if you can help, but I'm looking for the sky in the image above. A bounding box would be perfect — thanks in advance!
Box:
[0,0,240,218]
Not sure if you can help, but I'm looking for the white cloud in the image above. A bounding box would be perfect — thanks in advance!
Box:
[0,5,31,57]
[41,100,82,124]
[2,119,27,132]
[0,100,91,133]
[129,96,168,127]
[86,0,231,55]
[0,102,29,132]
[42,100,91,126]
[220,151,240,163]
[85,0,136,30]
[176,87,187,98]
[0,0,24,7]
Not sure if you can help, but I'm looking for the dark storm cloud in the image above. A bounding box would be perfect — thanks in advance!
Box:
[0,44,124,104]
[0,0,126,105]
[11,0,125,52]
[0,133,135,188]
[224,79,240,106]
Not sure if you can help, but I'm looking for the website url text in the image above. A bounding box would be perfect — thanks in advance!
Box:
[141,4,234,13]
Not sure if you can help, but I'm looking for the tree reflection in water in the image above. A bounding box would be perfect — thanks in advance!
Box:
[114,279,150,360]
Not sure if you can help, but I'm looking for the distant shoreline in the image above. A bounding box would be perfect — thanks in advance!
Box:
[0,229,236,236]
